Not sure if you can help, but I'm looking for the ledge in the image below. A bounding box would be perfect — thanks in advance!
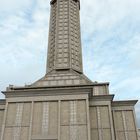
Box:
[32,135,57,140]
[2,86,93,98]
[90,94,114,101]
[3,82,109,92]
[112,100,138,107]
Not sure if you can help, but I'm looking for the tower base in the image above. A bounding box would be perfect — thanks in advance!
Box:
[0,83,139,140]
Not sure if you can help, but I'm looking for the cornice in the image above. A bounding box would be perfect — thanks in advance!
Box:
[112,100,138,106]
[3,85,93,98]
[89,94,115,101]
[3,82,109,92]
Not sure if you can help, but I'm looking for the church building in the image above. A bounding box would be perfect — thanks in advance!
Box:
[0,0,139,140]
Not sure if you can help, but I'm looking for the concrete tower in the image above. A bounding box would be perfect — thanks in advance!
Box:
[0,0,139,140]
[30,0,92,88]
[47,0,82,73]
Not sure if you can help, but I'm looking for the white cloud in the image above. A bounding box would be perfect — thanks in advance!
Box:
[81,0,140,126]
[0,0,32,13]
[0,0,140,127]
[0,0,49,97]
[80,0,140,40]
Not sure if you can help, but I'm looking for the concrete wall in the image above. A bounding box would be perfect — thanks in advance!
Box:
[0,100,5,137]
[93,84,109,95]
[0,94,90,140]
[89,95,115,140]
[138,129,140,140]
[0,88,139,140]
[90,106,112,140]
[112,101,138,140]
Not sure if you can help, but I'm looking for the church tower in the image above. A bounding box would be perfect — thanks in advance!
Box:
[0,0,139,140]
[47,0,82,73]
[31,0,92,87]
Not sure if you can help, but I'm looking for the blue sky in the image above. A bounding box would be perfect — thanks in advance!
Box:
[0,0,140,127]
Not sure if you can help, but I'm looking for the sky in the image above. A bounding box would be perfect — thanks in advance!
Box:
[0,0,140,127]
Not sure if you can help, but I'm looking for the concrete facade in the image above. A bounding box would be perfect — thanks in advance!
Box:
[0,87,139,140]
[0,0,139,140]
[138,129,140,140]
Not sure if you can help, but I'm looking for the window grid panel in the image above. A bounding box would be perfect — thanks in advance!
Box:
[13,103,24,140]
[70,125,77,140]
[97,107,103,140]
[13,127,21,140]
[122,111,128,140]
[70,101,77,140]
[42,102,49,134]
[70,101,77,124]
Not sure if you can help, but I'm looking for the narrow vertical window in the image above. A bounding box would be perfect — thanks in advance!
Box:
[70,101,77,140]
[42,102,49,134]
[13,103,23,140]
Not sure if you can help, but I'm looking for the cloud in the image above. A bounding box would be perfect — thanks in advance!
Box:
[0,0,32,13]
[0,0,140,127]
[80,0,140,127]
[0,0,50,96]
